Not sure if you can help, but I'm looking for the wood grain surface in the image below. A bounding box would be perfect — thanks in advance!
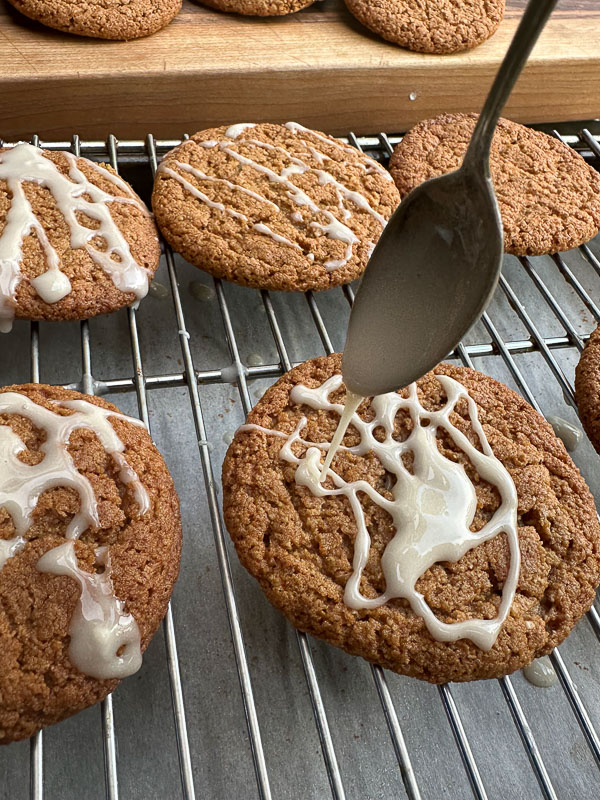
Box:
[0,0,598,140]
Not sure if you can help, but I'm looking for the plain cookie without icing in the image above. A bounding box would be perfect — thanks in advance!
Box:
[0,384,181,744]
[344,0,505,54]
[390,113,600,256]
[575,324,600,455]
[222,355,600,683]
[6,0,181,40]
[195,0,315,15]
[152,123,399,292]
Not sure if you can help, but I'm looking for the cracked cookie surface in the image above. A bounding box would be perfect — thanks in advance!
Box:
[344,0,505,54]
[223,355,600,683]
[0,384,181,744]
[575,324,600,455]
[152,123,399,292]
[390,113,600,256]
[7,0,181,40]
[195,0,315,15]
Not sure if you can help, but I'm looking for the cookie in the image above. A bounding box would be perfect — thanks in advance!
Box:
[196,0,315,15]
[152,122,399,292]
[390,114,600,256]
[575,324,600,454]
[0,383,181,743]
[6,0,181,40]
[223,355,600,683]
[0,143,160,332]
[344,0,504,54]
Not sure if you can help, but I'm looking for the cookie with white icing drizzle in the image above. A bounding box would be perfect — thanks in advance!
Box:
[0,143,160,331]
[223,355,600,683]
[152,122,399,292]
[6,0,181,40]
[0,384,181,744]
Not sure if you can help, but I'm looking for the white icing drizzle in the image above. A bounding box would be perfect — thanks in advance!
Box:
[159,166,248,222]
[0,143,152,332]
[0,535,26,569]
[37,541,142,680]
[162,124,390,271]
[0,392,149,678]
[252,223,303,251]
[284,121,394,181]
[240,374,520,650]
[523,656,558,688]
[173,160,280,210]
[226,122,257,139]
[547,415,582,452]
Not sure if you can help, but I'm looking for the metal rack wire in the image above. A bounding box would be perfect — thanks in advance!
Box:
[1,122,600,800]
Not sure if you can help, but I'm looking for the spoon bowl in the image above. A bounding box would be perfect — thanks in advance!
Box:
[342,162,503,397]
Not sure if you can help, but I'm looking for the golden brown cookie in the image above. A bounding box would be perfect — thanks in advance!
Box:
[6,0,181,40]
[223,355,600,683]
[575,325,600,454]
[195,0,314,15]
[390,114,600,256]
[0,383,182,744]
[152,122,399,292]
[344,0,504,54]
[0,143,160,331]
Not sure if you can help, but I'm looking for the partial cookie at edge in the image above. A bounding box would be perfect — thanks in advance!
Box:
[390,113,600,256]
[6,0,181,40]
[0,383,182,743]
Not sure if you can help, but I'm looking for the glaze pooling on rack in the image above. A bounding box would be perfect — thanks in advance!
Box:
[160,122,390,271]
[0,392,149,678]
[0,142,153,332]
[241,373,520,650]
[546,415,582,452]
[523,657,558,688]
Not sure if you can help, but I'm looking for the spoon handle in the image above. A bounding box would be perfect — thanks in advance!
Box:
[465,0,559,170]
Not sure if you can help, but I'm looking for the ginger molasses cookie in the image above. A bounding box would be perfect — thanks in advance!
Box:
[223,355,600,683]
[7,0,181,40]
[196,0,314,15]
[575,324,600,454]
[344,0,504,54]
[390,113,600,256]
[0,143,160,332]
[0,383,181,743]
[152,122,399,292]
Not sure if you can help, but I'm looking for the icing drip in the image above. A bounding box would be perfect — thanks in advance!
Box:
[37,541,142,680]
[319,390,363,480]
[240,374,520,650]
[546,415,582,452]
[0,143,152,332]
[0,392,149,678]
[162,124,389,271]
[523,656,557,688]
[226,122,257,139]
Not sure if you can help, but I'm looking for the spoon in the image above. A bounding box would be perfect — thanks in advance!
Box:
[342,0,558,399]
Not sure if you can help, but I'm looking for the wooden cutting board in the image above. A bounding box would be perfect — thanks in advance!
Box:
[0,0,598,140]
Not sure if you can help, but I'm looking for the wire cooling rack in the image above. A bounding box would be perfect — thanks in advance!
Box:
[1,122,600,800]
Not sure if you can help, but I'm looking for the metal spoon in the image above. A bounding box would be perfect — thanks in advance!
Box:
[342,0,558,398]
